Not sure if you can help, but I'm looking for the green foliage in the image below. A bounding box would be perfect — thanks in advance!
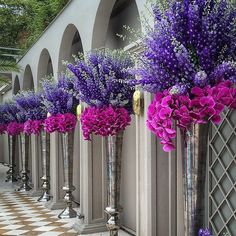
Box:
[0,0,69,50]
[0,59,20,85]
[0,0,27,48]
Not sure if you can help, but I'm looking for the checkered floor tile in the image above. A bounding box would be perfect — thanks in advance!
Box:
[0,192,78,236]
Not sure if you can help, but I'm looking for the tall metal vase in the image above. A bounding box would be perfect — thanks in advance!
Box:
[105,131,124,236]
[58,131,77,219]
[5,135,17,182]
[38,130,51,202]
[18,133,32,191]
[181,123,209,236]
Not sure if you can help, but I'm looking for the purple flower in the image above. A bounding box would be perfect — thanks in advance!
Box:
[194,71,208,87]
[42,75,80,116]
[1,102,26,124]
[14,91,47,121]
[135,0,236,94]
[67,49,135,113]
[198,228,212,236]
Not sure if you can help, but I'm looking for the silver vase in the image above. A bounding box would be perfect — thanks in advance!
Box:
[38,130,51,202]
[58,131,77,219]
[105,131,124,236]
[5,135,17,182]
[181,123,209,236]
[18,133,32,191]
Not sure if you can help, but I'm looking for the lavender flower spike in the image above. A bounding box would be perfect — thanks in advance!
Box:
[67,49,135,113]
[198,228,212,236]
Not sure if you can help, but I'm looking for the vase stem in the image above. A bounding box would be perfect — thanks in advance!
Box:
[58,131,77,219]
[5,135,17,182]
[105,131,124,236]
[18,133,32,191]
[181,123,209,236]
[38,130,51,202]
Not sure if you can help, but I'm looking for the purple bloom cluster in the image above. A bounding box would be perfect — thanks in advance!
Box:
[137,0,236,93]
[42,75,80,115]
[198,228,212,236]
[0,104,9,125]
[14,91,47,121]
[67,49,135,113]
[0,102,26,135]
[0,102,26,124]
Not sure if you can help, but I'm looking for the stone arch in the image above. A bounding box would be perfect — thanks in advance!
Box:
[91,0,142,49]
[13,75,20,95]
[22,65,34,90]
[37,48,54,90]
[58,24,83,73]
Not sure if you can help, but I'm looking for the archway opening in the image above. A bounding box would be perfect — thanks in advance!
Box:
[58,24,83,73]
[23,65,34,91]
[37,49,54,90]
[105,0,141,49]
[13,76,20,95]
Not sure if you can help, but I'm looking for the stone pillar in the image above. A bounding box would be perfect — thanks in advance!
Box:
[73,132,107,234]
[30,135,42,196]
[135,93,157,236]
[45,132,65,209]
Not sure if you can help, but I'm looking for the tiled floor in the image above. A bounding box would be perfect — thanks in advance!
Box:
[0,191,78,236]
[0,164,130,236]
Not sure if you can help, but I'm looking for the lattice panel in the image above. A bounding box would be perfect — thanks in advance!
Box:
[208,109,236,236]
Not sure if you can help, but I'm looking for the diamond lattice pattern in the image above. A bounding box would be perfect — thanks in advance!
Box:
[209,109,236,236]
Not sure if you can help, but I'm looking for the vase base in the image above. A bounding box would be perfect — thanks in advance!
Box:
[18,184,32,192]
[58,207,77,219]
[38,192,51,202]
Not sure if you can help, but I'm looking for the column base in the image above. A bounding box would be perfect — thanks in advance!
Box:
[45,200,65,210]
[73,219,107,234]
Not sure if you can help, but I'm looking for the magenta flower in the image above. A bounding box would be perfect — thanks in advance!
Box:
[80,106,131,140]
[147,81,236,152]
[24,120,44,135]
[44,113,77,134]
[57,113,77,133]
[199,96,215,108]
[7,122,24,136]
[44,115,60,133]
[0,124,7,134]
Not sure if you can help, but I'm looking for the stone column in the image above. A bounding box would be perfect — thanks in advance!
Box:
[45,132,65,209]
[73,132,107,234]
[30,135,42,196]
[135,93,157,236]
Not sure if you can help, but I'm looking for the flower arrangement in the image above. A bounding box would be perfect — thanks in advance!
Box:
[14,91,47,135]
[0,104,8,134]
[135,0,236,151]
[1,102,26,136]
[42,75,79,133]
[148,81,236,151]
[67,49,135,139]
[198,228,212,236]
[81,106,131,140]
[6,122,24,136]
